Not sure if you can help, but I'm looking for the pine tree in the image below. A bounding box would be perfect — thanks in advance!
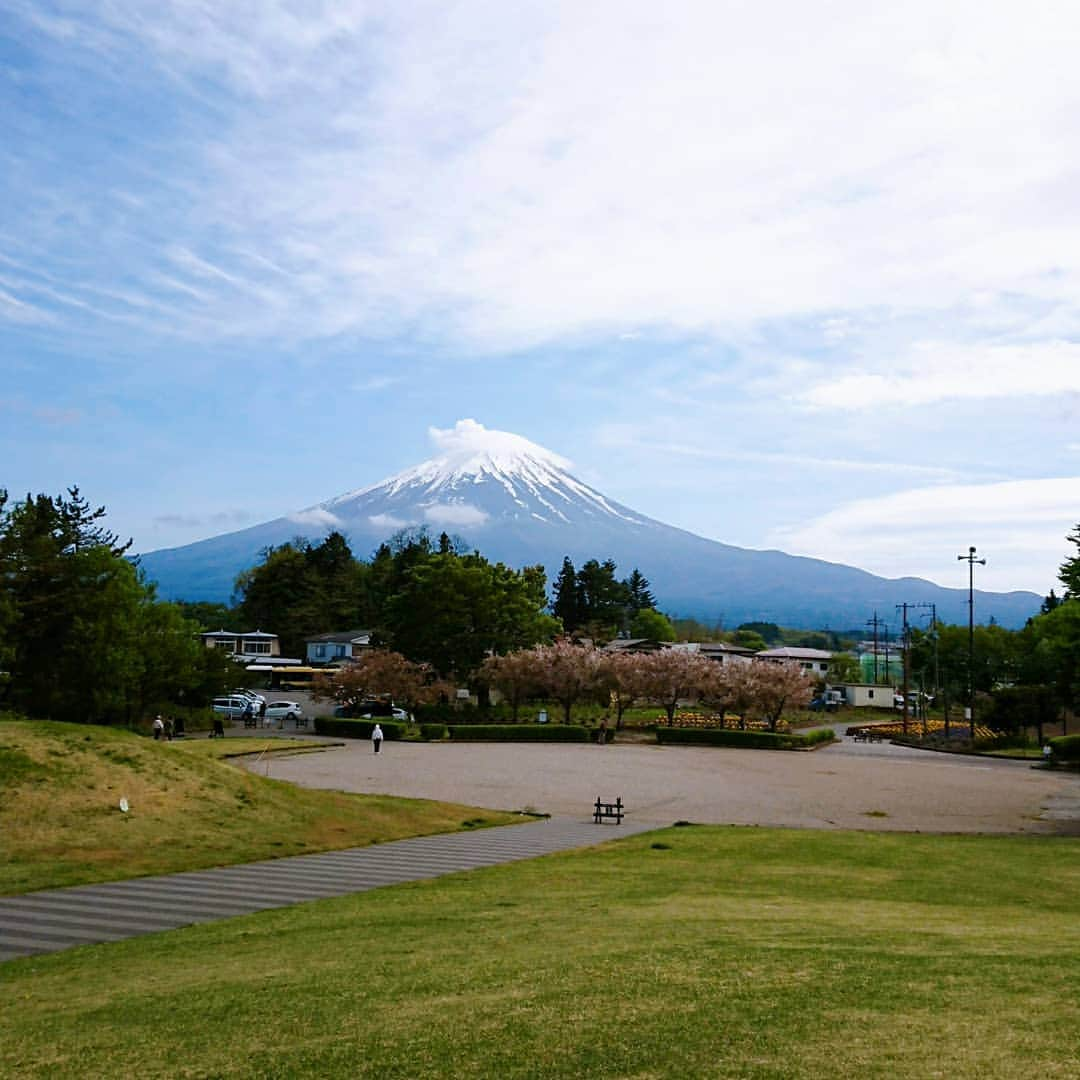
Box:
[624,568,656,614]
[551,556,582,631]
[1059,523,1080,599]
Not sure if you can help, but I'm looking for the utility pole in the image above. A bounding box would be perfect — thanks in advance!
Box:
[865,612,884,683]
[917,602,939,735]
[896,602,915,736]
[957,546,987,740]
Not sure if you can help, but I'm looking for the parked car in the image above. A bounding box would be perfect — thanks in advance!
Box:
[212,695,253,719]
[264,700,304,724]
[231,688,266,705]
[359,706,411,722]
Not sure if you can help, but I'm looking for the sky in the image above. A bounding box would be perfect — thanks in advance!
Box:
[3,1,1079,598]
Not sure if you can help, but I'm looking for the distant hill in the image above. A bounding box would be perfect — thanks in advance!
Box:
[137,421,1039,629]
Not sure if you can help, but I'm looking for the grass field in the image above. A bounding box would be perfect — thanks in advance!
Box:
[3,826,1079,1078]
[0,717,520,894]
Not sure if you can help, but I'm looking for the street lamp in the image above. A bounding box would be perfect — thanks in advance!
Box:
[957,546,986,739]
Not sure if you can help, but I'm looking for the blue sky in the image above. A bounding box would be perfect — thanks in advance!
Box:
[3,1,1080,596]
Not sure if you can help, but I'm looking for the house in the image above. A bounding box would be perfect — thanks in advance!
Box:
[305,630,373,664]
[695,642,756,666]
[835,683,892,708]
[601,637,667,654]
[199,629,280,658]
[755,646,832,677]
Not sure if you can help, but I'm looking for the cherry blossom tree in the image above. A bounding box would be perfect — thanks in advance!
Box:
[635,648,718,726]
[530,639,605,724]
[478,649,546,721]
[750,661,813,730]
[314,649,444,716]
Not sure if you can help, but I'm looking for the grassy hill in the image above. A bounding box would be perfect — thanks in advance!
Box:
[0,717,519,894]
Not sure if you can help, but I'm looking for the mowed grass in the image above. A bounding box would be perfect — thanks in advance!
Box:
[3,827,1080,1079]
[0,717,520,894]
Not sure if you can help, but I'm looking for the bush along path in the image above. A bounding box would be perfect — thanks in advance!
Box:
[0,816,657,963]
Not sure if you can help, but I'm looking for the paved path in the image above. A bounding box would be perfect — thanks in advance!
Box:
[0,816,656,963]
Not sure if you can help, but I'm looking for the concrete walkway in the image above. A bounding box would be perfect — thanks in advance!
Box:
[0,816,655,964]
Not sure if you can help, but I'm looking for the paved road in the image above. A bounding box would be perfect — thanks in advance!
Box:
[0,815,656,963]
[256,732,1080,835]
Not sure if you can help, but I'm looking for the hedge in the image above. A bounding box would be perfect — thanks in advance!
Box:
[420,722,447,741]
[655,726,835,750]
[1048,733,1080,762]
[313,718,406,740]
[447,724,589,742]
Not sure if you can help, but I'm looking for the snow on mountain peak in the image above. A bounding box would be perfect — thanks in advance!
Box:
[424,418,572,479]
[324,419,642,525]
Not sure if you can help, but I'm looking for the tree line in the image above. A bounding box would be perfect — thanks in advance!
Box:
[317,639,814,731]
[0,488,233,723]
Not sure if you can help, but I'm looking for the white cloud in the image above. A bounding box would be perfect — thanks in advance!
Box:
[423,503,489,528]
[368,513,408,529]
[803,341,1080,409]
[288,508,342,528]
[11,2,1080,350]
[771,477,1080,593]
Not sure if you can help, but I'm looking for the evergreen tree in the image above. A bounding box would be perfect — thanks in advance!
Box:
[1059,523,1080,599]
[551,556,582,631]
[623,568,656,615]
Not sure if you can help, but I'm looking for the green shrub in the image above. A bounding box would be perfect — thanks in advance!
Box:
[655,727,834,750]
[420,722,447,741]
[447,724,589,742]
[313,718,406,740]
[1048,733,1080,762]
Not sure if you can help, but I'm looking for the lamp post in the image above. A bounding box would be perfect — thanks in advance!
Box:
[957,546,986,739]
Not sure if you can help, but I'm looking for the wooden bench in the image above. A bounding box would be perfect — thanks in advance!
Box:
[594,797,624,825]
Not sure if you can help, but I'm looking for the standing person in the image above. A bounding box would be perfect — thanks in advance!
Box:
[152,715,164,740]
[259,699,268,728]
[372,723,383,754]
[598,717,608,746]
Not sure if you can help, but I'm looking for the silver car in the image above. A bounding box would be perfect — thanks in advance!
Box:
[263,700,305,725]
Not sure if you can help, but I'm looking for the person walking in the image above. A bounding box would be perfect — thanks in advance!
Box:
[598,717,608,746]
[372,723,384,754]
[152,715,164,740]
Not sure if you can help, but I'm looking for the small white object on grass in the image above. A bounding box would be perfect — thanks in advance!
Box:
[119,797,129,813]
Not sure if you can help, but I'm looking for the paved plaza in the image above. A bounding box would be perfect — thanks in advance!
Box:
[256,732,1080,834]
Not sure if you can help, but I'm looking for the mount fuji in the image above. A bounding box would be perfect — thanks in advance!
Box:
[138,420,1040,629]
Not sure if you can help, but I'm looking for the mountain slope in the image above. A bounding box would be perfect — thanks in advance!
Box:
[137,420,1040,628]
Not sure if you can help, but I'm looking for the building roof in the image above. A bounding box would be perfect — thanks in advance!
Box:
[305,629,373,645]
[601,637,666,652]
[756,646,833,661]
[200,628,278,640]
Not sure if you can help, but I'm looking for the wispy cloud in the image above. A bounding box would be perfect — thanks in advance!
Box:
[289,508,342,529]
[803,341,1080,409]
[8,2,1080,355]
[423,503,489,528]
[771,477,1080,593]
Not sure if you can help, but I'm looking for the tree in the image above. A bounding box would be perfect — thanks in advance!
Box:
[529,639,605,724]
[635,648,717,726]
[750,663,813,730]
[826,653,861,684]
[0,489,227,723]
[478,649,545,721]
[315,649,443,716]
[596,650,651,730]
[623,568,656,615]
[731,629,768,652]
[737,622,781,644]
[575,559,631,639]
[384,552,558,677]
[629,608,676,641]
[1059,522,1080,599]
[551,557,582,632]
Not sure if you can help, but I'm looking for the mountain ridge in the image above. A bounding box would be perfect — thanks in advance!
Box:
[137,420,1040,629]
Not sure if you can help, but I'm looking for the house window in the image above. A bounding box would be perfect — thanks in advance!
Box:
[243,641,272,655]
[213,640,234,650]
[315,645,326,658]
[868,689,874,699]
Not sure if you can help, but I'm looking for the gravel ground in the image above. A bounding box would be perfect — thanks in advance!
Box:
[251,732,1080,834]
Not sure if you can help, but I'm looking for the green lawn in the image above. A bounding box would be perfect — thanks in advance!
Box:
[0,717,521,894]
[3,827,1078,1078]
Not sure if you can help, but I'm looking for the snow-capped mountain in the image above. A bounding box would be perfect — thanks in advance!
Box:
[138,420,1040,628]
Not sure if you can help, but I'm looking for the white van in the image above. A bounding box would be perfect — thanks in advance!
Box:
[212,696,252,720]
